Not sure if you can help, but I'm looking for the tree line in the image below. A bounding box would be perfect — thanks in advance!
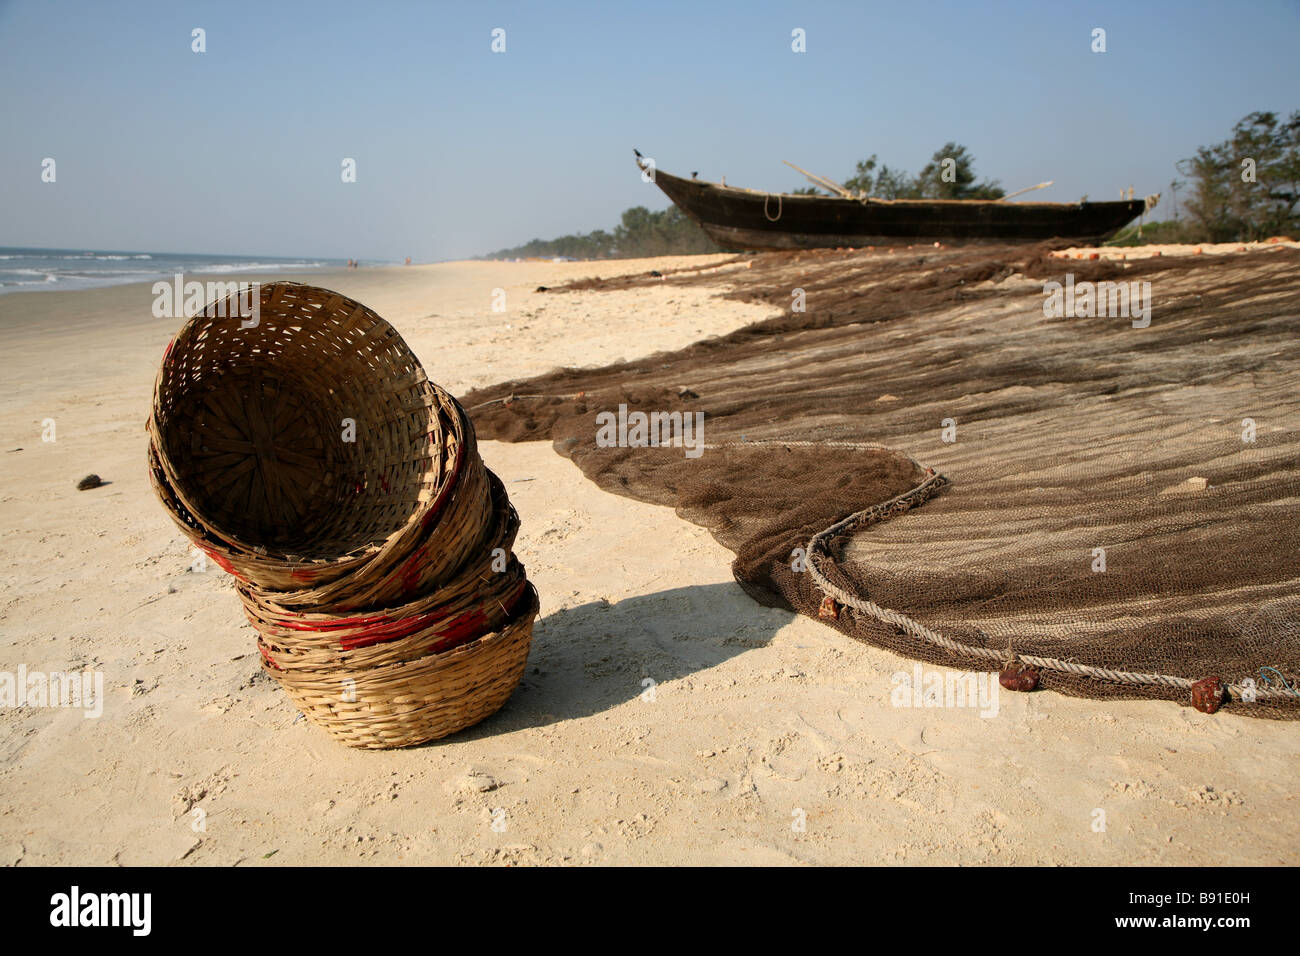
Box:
[481,205,717,260]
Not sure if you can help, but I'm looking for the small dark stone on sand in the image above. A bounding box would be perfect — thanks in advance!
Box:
[649,270,662,277]
[535,285,549,292]
[77,474,104,491]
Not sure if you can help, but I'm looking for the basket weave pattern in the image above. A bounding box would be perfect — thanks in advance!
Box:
[148,282,538,748]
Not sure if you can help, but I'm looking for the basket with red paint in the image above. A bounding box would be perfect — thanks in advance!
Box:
[244,473,535,748]
[147,281,492,598]
[259,584,539,750]
[244,473,525,670]
[147,282,538,748]
[251,555,529,673]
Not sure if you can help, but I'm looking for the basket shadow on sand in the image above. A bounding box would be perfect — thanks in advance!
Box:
[439,581,792,743]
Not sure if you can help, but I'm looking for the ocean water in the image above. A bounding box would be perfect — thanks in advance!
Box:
[0,247,347,294]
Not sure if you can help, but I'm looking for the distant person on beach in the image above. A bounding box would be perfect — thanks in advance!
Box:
[405,257,411,265]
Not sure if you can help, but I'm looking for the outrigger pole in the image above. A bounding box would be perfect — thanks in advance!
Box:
[782,160,857,200]
[998,180,1055,201]
[785,161,1056,204]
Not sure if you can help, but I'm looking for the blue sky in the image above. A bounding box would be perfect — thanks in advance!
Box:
[1,0,1296,261]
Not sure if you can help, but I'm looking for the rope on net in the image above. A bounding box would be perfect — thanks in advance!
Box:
[803,466,1289,702]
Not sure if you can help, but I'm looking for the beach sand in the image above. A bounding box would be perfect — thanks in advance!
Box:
[1,255,1295,866]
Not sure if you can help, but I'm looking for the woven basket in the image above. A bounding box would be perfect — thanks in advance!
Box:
[261,585,539,749]
[252,439,495,611]
[242,465,518,612]
[149,402,492,608]
[149,281,466,592]
[147,280,539,750]
[252,559,529,671]
[244,479,526,668]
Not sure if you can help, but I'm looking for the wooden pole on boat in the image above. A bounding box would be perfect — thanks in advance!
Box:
[998,180,1054,201]
[782,160,856,199]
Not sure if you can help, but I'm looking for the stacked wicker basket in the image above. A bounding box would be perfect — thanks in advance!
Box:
[147,282,537,749]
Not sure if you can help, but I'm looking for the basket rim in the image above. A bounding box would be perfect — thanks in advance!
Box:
[237,471,517,617]
[259,583,539,689]
[148,282,476,574]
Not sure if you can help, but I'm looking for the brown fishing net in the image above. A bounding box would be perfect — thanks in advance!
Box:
[464,243,1300,719]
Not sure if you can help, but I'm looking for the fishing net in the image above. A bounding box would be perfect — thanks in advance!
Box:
[464,243,1300,719]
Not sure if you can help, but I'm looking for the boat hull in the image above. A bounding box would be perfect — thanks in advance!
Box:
[646,166,1146,251]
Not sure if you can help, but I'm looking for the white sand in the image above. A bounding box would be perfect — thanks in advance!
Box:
[0,255,1295,865]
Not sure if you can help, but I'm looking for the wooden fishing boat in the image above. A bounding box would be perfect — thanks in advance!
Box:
[636,154,1155,251]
